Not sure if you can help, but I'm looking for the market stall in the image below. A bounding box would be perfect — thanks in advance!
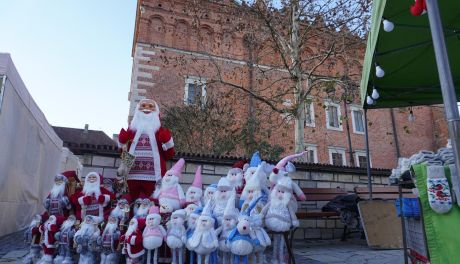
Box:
[359,1,460,263]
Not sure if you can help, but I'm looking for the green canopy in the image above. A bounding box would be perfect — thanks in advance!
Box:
[360,0,460,109]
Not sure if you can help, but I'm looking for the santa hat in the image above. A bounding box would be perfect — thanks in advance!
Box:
[233,160,246,170]
[205,184,217,192]
[223,194,239,218]
[249,151,262,168]
[191,166,203,190]
[85,172,102,184]
[272,152,305,175]
[276,177,293,191]
[167,158,185,177]
[172,209,186,219]
[118,194,132,205]
[62,171,80,183]
[130,217,146,230]
[54,174,68,183]
[217,177,232,191]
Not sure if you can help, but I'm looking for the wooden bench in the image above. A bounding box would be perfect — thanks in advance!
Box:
[296,188,352,240]
[354,186,416,200]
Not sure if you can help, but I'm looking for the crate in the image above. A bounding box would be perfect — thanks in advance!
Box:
[405,218,429,263]
[395,198,420,217]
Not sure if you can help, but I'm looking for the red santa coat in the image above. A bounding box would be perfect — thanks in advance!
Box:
[70,188,115,221]
[120,229,144,259]
[39,223,58,255]
[119,127,174,180]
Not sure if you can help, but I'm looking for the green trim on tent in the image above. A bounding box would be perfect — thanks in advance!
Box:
[360,0,460,109]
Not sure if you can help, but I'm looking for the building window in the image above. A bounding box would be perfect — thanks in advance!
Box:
[328,147,346,166]
[305,99,315,127]
[304,144,318,163]
[184,76,206,106]
[355,151,370,168]
[0,76,5,112]
[350,106,365,134]
[325,101,342,131]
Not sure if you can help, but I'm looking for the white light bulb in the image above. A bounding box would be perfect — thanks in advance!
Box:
[366,96,374,105]
[376,65,385,78]
[371,88,380,100]
[383,19,394,32]
[408,111,415,122]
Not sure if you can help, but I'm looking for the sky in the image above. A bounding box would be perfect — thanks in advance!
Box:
[0,0,137,137]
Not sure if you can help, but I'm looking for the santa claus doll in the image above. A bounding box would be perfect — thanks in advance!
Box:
[212,177,235,225]
[143,206,166,264]
[203,184,217,206]
[37,215,64,264]
[23,215,43,264]
[134,193,154,219]
[166,209,187,264]
[152,158,186,211]
[98,215,121,264]
[261,177,299,264]
[74,215,101,264]
[110,194,132,233]
[118,99,175,200]
[185,166,203,207]
[44,174,72,217]
[53,215,77,264]
[120,217,145,264]
[71,172,115,223]
[226,161,246,196]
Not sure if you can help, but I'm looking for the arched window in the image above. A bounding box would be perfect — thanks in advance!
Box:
[149,16,166,45]
[173,20,190,50]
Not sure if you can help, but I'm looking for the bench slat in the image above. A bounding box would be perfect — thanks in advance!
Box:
[302,188,348,194]
[357,193,417,200]
[296,211,339,218]
[304,194,346,201]
[354,186,412,194]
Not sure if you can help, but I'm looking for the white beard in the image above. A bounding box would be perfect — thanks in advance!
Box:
[136,206,149,217]
[161,176,178,190]
[186,188,202,203]
[50,184,65,199]
[60,220,74,231]
[130,108,161,135]
[270,191,291,208]
[103,223,118,235]
[75,223,96,238]
[111,206,124,219]
[83,181,101,197]
[125,223,137,237]
[215,190,234,208]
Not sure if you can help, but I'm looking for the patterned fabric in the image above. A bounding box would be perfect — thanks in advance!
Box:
[49,198,61,215]
[102,234,112,248]
[85,196,100,216]
[428,178,452,205]
[129,134,156,181]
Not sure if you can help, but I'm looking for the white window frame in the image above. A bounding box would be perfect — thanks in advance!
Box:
[350,105,365,135]
[328,147,346,166]
[0,76,6,113]
[355,150,371,168]
[324,101,343,131]
[304,143,318,163]
[184,76,207,106]
[305,98,315,127]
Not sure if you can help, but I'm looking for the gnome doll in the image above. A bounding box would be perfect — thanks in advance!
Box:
[248,197,271,264]
[153,158,186,210]
[243,151,262,184]
[186,166,203,207]
[43,174,72,217]
[226,161,246,196]
[212,177,236,225]
[185,203,198,219]
[120,217,145,264]
[23,215,43,264]
[203,184,217,206]
[74,215,101,264]
[227,197,263,264]
[218,195,239,264]
[143,206,166,264]
[53,215,77,264]
[240,162,268,212]
[135,193,154,219]
[186,207,203,264]
[166,209,187,264]
[262,177,299,264]
[188,201,219,264]
[37,215,64,264]
[98,216,121,264]
[269,152,307,210]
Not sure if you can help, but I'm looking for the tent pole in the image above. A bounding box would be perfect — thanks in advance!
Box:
[364,109,372,200]
[426,0,460,185]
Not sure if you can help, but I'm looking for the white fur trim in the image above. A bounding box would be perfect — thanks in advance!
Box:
[130,236,137,245]
[127,246,145,259]
[77,196,84,205]
[162,138,174,151]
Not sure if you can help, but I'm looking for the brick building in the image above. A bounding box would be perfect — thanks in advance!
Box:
[127,0,447,169]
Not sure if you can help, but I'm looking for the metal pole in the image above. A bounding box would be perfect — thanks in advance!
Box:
[399,184,409,264]
[426,0,460,187]
[390,109,401,158]
[364,109,373,200]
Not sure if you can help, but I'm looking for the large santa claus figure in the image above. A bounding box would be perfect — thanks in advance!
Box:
[43,174,72,217]
[71,172,114,223]
[118,99,175,200]
[152,158,186,211]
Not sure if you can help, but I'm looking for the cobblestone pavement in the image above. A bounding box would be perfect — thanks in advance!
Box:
[0,230,403,264]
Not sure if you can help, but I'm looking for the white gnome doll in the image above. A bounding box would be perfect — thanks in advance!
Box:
[219,194,239,264]
[240,162,268,213]
[269,152,307,206]
[243,151,262,185]
[227,197,263,264]
[249,197,271,264]
[143,206,166,264]
[202,184,217,206]
[153,158,186,210]
[213,177,235,225]
[188,201,219,264]
[262,177,299,264]
[166,209,187,264]
[186,166,203,207]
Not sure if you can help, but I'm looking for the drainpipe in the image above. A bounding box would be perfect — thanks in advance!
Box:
[343,101,355,166]
[390,109,401,159]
